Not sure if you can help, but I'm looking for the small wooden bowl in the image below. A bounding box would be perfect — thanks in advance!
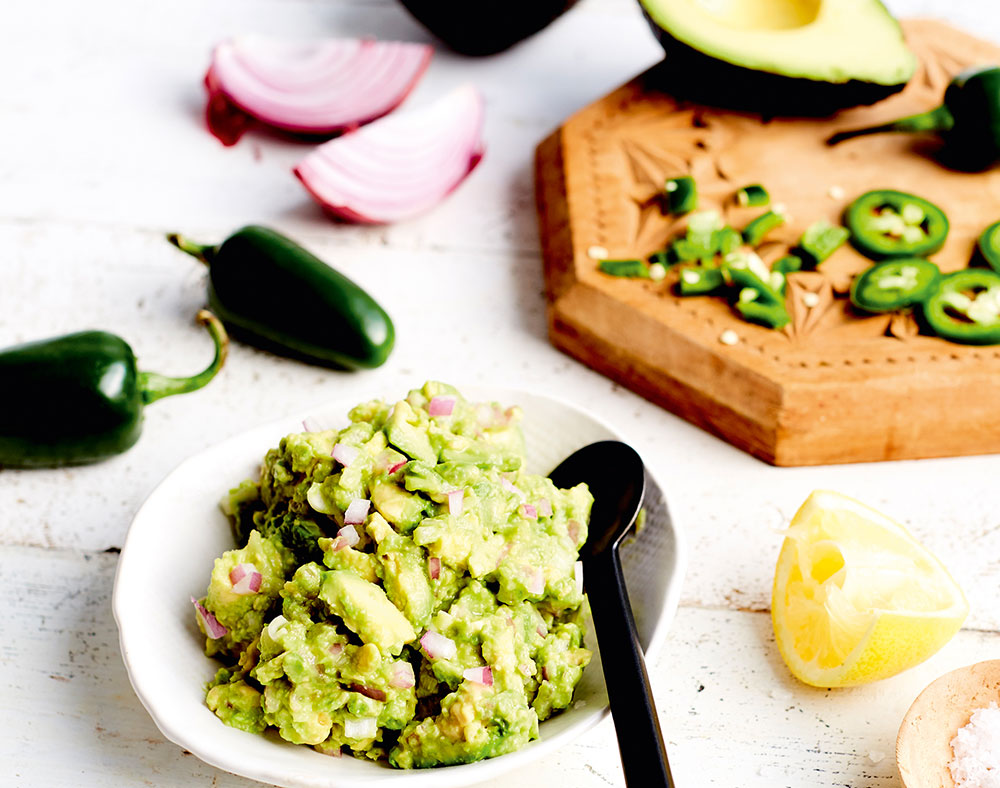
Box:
[897,659,1000,788]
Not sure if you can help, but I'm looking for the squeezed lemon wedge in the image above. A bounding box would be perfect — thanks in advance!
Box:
[771,490,968,688]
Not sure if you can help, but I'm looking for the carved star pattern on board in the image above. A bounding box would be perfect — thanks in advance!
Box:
[617,120,736,253]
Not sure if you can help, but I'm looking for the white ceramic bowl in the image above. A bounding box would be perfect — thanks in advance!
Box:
[113,386,685,787]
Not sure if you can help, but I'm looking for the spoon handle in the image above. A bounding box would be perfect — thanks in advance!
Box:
[585,549,674,788]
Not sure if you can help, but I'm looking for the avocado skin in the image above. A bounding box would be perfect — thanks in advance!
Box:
[640,9,908,116]
[398,0,579,56]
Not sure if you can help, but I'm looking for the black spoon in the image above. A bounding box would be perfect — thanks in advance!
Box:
[549,440,674,788]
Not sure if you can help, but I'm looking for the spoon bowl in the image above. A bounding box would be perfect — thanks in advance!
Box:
[897,659,1000,788]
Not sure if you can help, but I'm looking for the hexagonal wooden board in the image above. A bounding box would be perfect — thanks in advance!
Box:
[536,19,1000,466]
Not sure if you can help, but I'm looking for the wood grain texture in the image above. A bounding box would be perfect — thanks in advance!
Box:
[538,19,1000,466]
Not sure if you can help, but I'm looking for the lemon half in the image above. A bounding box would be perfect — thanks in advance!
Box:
[771,490,968,688]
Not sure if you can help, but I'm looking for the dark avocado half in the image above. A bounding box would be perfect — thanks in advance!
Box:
[398,0,579,56]
[638,0,917,115]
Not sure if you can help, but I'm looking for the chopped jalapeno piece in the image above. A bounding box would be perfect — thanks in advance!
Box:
[773,255,803,275]
[599,259,649,278]
[736,184,769,208]
[797,220,850,267]
[664,175,697,214]
[977,220,1000,273]
[844,190,949,260]
[715,226,743,256]
[648,249,672,267]
[742,209,786,246]
[677,265,724,295]
[849,258,942,313]
[671,211,724,262]
[736,300,790,329]
[922,270,1000,344]
[723,251,783,305]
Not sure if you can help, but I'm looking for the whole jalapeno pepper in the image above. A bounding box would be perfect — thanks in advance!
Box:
[921,270,1000,345]
[828,66,1000,170]
[844,190,949,260]
[168,225,394,370]
[850,258,941,314]
[977,220,1000,273]
[0,310,228,468]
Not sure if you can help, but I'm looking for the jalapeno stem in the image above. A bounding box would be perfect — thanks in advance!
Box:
[827,105,954,146]
[167,233,217,265]
[139,310,229,404]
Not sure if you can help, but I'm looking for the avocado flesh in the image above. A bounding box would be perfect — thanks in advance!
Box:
[639,0,917,113]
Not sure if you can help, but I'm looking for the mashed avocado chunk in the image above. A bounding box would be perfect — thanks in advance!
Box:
[194,382,593,768]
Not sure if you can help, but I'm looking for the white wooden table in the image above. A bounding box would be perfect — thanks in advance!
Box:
[3,0,1000,785]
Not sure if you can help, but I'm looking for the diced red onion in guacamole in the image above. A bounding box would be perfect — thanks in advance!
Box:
[329,643,344,656]
[501,478,524,499]
[350,683,387,702]
[191,597,228,639]
[526,567,544,595]
[447,489,463,516]
[343,715,378,740]
[520,503,537,519]
[344,499,371,525]
[332,443,359,467]
[568,520,581,544]
[537,498,553,518]
[293,84,485,224]
[228,563,262,595]
[204,36,433,146]
[420,630,457,660]
[389,661,416,689]
[462,666,493,686]
[428,556,441,580]
[333,524,360,551]
[428,395,456,416]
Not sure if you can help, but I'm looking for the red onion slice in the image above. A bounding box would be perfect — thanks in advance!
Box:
[191,597,228,639]
[520,503,537,520]
[294,84,485,224]
[389,661,416,689]
[332,443,359,467]
[229,563,262,595]
[462,666,493,686]
[343,499,371,525]
[428,556,441,580]
[428,395,456,416]
[420,630,457,660]
[447,489,464,517]
[205,36,433,145]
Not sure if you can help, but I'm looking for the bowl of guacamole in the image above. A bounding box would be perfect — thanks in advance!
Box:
[114,383,684,787]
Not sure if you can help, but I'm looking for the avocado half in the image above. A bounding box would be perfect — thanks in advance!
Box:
[398,0,579,56]
[638,0,917,114]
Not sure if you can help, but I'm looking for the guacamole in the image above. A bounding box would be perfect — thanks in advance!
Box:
[194,382,593,768]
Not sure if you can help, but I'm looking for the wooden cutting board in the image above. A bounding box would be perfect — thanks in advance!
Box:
[536,19,1000,466]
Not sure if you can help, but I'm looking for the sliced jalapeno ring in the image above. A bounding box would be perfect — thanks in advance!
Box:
[977,220,1000,273]
[922,269,1000,345]
[845,189,949,260]
[849,258,942,313]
